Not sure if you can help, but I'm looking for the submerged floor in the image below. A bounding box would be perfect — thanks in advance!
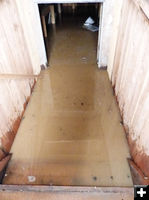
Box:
[3,18,132,187]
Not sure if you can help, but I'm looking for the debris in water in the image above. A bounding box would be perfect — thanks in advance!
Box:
[93,176,97,181]
[83,24,99,32]
[84,17,94,25]
[82,56,87,60]
[83,17,99,32]
[28,175,36,183]
[81,56,87,63]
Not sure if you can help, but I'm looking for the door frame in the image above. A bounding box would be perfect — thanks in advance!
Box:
[33,0,105,68]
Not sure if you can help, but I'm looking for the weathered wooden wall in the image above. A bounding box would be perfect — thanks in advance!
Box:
[1,0,149,182]
[15,0,47,70]
[110,0,149,177]
[0,0,37,159]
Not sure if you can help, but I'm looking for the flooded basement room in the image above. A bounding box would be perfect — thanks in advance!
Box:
[3,3,132,188]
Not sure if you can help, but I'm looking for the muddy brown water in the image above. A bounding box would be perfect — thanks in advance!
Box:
[3,16,132,187]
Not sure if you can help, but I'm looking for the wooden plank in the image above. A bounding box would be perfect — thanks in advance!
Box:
[110,0,149,178]
[132,0,149,21]
[0,0,36,161]
[0,0,33,74]
[41,15,48,37]
[35,0,104,3]
[15,0,42,74]
[0,185,134,200]
[41,5,51,16]
[50,5,55,24]
[58,4,61,14]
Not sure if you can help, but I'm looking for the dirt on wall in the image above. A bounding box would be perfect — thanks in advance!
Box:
[0,79,36,162]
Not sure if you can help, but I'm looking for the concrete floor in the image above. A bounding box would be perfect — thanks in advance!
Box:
[3,17,133,187]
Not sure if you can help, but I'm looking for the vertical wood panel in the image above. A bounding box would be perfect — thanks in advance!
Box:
[0,0,33,74]
[111,0,149,177]
[15,0,47,73]
[0,0,36,158]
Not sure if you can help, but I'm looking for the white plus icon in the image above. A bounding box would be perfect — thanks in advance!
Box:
[137,188,146,197]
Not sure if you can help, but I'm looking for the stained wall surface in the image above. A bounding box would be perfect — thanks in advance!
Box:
[109,0,149,177]
[0,0,37,159]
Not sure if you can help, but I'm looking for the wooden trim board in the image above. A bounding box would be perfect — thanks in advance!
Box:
[0,185,134,200]
[35,0,104,4]
[0,185,133,193]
